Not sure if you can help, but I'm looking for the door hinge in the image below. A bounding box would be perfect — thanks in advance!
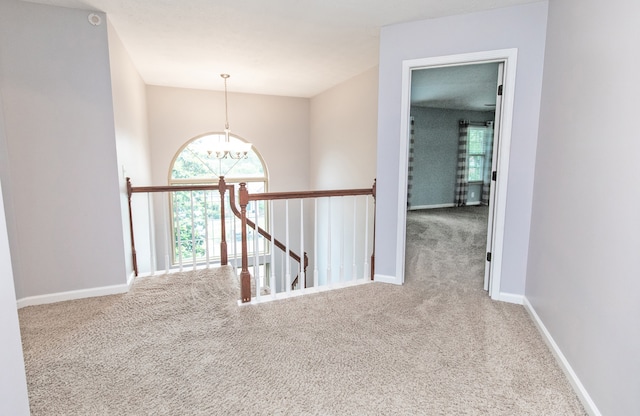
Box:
[492,171,497,181]
[498,85,503,96]
[487,252,492,262]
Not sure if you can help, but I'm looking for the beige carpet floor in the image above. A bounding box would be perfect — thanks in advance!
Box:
[18,206,586,415]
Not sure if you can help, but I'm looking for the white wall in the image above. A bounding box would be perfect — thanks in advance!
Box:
[309,66,378,189]
[147,85,310,190]
[108,21,153,277]
[0,0,127,299]
[376,2,548,293]
[526,0,640,414]
[0,98,30,416]
[308,68,378,283]
[145,85,310,271]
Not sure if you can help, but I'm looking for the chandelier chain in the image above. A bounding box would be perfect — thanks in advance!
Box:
[222,74,230,131]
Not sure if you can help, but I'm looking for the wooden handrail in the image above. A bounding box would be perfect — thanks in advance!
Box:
[238,180,376,303]
[126,178,227,276]
[127,176,309,285]
[224,181,307,267]
[126,178,138,277]
[127,176,377,304]
[223,179,309,292]
[247,188,373,201]
[130,184,220,193]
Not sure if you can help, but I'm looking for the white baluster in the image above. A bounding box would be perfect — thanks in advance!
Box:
[213,190,218,266]
[285,200,291,292]
[231,191,237,269]
[163,193,170,274]
[147,193,156,276]
[339,197,344,283]
[313,198,319,288]
[352,196,357,281]
[175,193,183,272]
[280,251,285,294]
[204,191,210,268]
[254,203,260,302]
[327,198,332,286]
[270,200,276,298]
[363,196,370,280]
[212,192,218,263]
[190,191,196,270]
[299,199,305,290]
[213,191,219,265]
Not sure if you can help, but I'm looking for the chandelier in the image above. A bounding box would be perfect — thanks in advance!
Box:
[207,74,251,159]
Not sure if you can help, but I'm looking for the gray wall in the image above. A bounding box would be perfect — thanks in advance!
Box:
[526,0,640,414]
[409,106,494,208]
[0,0,127,298]
[376,2,548,294]
[108,21,153,276]
[0,105,30,416]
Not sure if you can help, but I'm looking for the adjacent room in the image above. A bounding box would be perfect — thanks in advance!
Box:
[407,62,499,292]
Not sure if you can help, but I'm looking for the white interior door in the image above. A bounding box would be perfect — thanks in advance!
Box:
[483,62,504,292]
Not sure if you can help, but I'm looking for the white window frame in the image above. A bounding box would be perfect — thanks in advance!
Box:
[467,125,487,183]
[168,133,269,267]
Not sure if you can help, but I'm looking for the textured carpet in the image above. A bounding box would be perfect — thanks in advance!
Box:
[18,206,586,415]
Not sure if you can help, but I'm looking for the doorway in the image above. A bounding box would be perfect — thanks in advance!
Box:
[396,49,518,300]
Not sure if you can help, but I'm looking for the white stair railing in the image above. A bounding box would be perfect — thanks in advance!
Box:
[236,181,376,304]
[127,177,377,306]
[127,179,229,277]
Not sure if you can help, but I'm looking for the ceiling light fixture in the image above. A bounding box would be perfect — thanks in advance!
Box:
[207,74,251,159]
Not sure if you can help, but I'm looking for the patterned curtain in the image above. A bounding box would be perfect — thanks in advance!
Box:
[454,121,469,206]
[481,121,494,205]
[407,117,415,208]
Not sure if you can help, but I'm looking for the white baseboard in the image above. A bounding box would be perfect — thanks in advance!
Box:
[523,297,602,416]
[408,203,455,210]
[496,292,524,304]
[408,202,486,210]
[374,274,402,285]
[17,279,131,309]
[239,278,374,306]
[127,271,136,288]
[136,262,226,278]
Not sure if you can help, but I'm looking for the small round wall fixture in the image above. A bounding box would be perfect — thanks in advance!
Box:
[88,13,102,26]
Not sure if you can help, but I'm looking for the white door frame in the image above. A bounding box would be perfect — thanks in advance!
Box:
[396,48,518,300]
[484,62,504,293]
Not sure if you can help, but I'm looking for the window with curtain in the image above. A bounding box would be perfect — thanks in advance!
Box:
[467,127,486,182]
[456,120,494,206]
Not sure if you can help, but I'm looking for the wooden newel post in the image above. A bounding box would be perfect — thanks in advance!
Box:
[126,177,139,277]
[218,176,228,266]
[370,178,376,280]
[239,182,252,303]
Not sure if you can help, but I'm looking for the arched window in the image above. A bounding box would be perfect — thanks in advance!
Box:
[171,133,266,182]
[169,133,268,265]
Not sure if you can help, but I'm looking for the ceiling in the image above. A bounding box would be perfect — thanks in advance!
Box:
[22,0,535,98]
